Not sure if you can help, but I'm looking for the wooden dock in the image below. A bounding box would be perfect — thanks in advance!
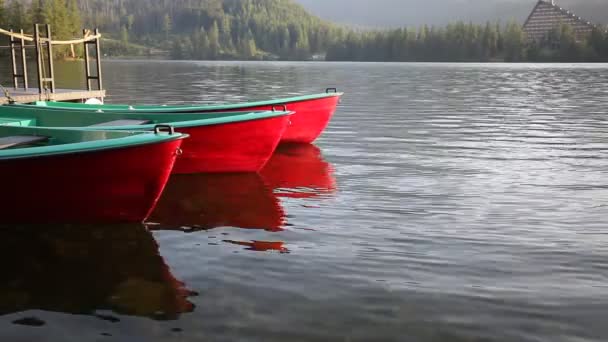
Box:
[1,24,105,105]
[0,88,106,105]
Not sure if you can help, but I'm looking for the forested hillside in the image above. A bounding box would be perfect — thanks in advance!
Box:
[3,0,341,60]
[298,0,608,28]
[1,0,607,62]
[326,21,608,63]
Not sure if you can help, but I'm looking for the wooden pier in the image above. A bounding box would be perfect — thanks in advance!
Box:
[1,24,105,104]
[0,88,106,105]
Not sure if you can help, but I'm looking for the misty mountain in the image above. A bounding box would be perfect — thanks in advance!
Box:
[296,0,608,27]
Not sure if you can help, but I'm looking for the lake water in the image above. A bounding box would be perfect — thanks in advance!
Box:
[1,61,608,342]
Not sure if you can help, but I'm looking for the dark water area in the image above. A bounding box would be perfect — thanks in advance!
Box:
[1,61,608,341]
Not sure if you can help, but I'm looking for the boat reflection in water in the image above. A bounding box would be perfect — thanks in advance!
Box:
[149,173,286,232]
[0,224,195,321]
[149,143,336,232]
[261,144,336,199]
[223,240,290,253]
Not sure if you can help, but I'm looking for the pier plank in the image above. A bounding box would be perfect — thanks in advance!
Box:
[0,88,106,105]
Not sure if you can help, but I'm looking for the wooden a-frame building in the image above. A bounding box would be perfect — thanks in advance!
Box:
[523,0,596,42]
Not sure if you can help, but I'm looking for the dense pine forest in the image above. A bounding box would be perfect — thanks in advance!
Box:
[326,21,608,62]
[2,0,341,59]
[1,0,608,62]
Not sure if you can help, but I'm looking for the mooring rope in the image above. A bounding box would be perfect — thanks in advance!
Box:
[0,28,33,41]
[40,34,102,45]
[0,84,15,104]
[0,28,101,45]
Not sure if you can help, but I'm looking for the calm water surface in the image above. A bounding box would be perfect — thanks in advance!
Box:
[1,61,608,342]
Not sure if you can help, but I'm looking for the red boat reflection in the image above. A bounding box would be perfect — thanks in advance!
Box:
[149,173,285,231]
[261,144,336,199]
[149,144,336,232]
[224,240,289,253]
[0,224,195,320]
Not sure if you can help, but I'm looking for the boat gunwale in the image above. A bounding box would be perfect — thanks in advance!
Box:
[0,128,188,161]
[0,106,294,130]
[22,92,344,113]
[82,110,294,130]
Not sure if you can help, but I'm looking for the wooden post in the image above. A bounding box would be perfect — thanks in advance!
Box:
[34,24,43,94]
[10,29,18,89]
[10,29,29,90]
[95,28,103,91]
[45,24,56,93]
[20,29,28,90]
[84,28,103,91]
[83,29,91,90]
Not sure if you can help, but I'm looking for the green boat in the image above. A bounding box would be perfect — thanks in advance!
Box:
[0,124,187,223]
[0,105,292,174]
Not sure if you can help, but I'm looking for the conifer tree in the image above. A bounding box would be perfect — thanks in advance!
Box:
[208,21,220,58]
[7,1,27,29]
[0,0,6,28]
[162,14,172,40]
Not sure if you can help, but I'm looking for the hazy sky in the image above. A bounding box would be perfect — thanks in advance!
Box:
[297,0,607,27]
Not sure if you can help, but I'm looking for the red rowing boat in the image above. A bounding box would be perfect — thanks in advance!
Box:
[169,112,291,174]
[237,91,342,144]
[23,89,343,144]
[0,106,293,174]
[0,126,186,223]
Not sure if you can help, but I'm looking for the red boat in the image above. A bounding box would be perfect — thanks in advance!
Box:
[203,91,343,144]
[170,112,291,174]
[0,106,293,174]
[0,126,186,223]
[24,90,343,144]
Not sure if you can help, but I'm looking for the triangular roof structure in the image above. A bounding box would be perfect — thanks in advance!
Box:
[523,0,596,42]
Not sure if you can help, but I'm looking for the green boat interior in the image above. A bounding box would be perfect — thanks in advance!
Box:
[0,105,291,130]
[17,92,342,113]
[0,125,184,159]
[0,135,50,150]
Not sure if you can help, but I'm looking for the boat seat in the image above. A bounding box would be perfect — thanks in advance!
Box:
[89,119,152,127]
[0,135,49,150]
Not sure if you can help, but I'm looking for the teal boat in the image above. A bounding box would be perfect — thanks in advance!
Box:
[0,124,186,223]
[0,105,292,173]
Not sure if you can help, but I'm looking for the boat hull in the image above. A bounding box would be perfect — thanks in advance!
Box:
[172,114,290,174]
[0,105,292,174]
[202,95,341,144]
[0,139,183,223]
[21,92,343,144]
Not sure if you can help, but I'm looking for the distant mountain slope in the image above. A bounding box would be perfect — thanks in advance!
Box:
[81,0,608,63]
[5,0,606,62]
[296,0,608,27]
[79,0,338,59]
[6,0,339,59]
